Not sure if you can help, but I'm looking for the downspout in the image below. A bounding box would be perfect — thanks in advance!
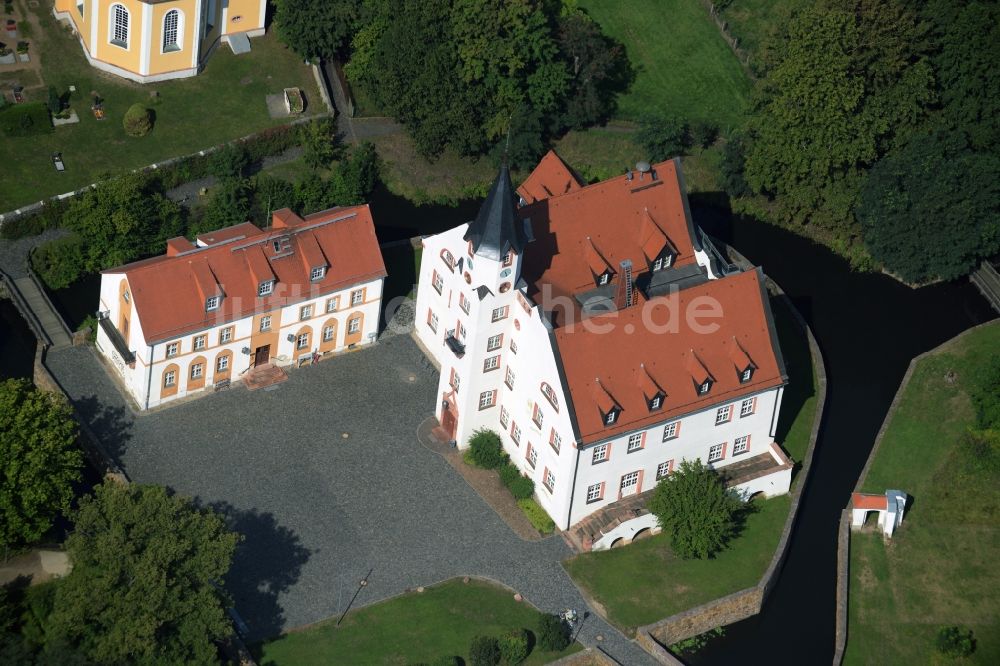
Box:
[565,444,582,530]
[144,344,154,411]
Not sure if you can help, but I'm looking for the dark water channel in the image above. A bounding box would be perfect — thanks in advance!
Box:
[688,198,995,663]
[0,299,36,380]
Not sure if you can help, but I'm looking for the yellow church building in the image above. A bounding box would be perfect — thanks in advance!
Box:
[53,0,267,83]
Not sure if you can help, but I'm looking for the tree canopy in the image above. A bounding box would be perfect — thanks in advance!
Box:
[273,0,361,61]
[647,459,744,559]
[43,484,239,665]
[0,379,82,549]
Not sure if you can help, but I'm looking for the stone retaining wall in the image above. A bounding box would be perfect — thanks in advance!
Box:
[636,244,828,657]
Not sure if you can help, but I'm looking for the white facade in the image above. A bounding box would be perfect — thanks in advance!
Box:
[97,273,382,410]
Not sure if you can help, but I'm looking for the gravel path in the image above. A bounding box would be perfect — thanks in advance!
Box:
[44,336,657,664]
[0,227,69,278]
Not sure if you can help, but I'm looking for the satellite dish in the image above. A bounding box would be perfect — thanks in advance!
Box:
[636,161,652,173]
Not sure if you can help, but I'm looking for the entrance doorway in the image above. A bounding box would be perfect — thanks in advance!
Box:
[441,402,457,441]
[254,345,270,367]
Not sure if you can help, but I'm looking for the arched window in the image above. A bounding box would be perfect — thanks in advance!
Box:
[540,382,559,412]
[110,4,129,47]
[441,248,455,271]
[162,9,181,52]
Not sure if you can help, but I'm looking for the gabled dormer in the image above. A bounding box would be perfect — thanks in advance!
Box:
[729,338,757,383]
[584,237,615,286]
[592,378,621,426]
[637,363,665,412]
[686,351,714,396]
[298,232,329,282]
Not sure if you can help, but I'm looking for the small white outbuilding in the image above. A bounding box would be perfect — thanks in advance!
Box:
[851,489,908,538]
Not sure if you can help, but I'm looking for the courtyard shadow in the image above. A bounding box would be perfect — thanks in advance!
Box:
[205,501,312,642]
[72,393,134,466]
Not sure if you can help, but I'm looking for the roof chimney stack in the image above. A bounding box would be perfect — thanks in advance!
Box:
[615,259,634,309]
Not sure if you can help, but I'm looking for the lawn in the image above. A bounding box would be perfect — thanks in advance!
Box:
[578,0,751,128]
[845,321,1000,665]
[717,0,805,72]
[258,578,582,665]
[562,294,817,633]
[0,0,322,211]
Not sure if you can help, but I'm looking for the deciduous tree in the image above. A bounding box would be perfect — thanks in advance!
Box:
[273,0,361,61]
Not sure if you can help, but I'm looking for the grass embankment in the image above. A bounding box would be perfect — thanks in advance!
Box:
[0,0,321,210]
[845,322,1000,665]
[563,296,818,632]
[258,579,581,665]
[717,0,805,71]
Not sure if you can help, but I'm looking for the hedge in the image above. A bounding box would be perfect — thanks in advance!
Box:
[0,102,52,137]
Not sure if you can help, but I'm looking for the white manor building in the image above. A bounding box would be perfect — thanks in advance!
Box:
[96,206,386,409]
[414,152,793,549]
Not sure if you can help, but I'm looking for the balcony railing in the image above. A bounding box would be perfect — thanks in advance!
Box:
[97,313,136,364]
[444,330,465,358]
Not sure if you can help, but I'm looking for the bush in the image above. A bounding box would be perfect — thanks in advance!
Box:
[47,86,61,115]
[498,628,530,664]
[518,499,555,534]
[719,135,750,198]
[969,354,1000,430]
[469,429,505,469]
[243,124,300,162]
[209,143,250,181]
[77,314,98,343]
[499,463,520,488]
[300,118,341,169]
[0,102,52,137]
[689,120,719,149]
[507,475,535,501]
[468,635,500,666]
[31,234,86,290]
[636,114,690,162]
[0,199,65,240]
[536,614,570,652]
[958,429,1000,476]
[936,625,975,658]
[430,657,461,666]
[122,103,153,137]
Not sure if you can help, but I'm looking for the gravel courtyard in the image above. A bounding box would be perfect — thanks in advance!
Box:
[45,335,656,664]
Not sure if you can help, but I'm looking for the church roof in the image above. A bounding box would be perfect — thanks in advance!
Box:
[464,165,524,261]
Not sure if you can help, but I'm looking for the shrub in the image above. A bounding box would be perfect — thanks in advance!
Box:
[468,635,500,666]
[469,429,505,469]
[498,628,530,664]
[518,499,555,534]
[958,429,1000,476]
[31,234,86,290]
[47,86,61,115]
[969,354,1000,430]
[689,120,719,149]
[77,314,98,343]
[499,463,520,488]
[719,135,750,198]
[430,657,461,666]
[636,114,690,162]
[936,625,975,658]
[536,614,570,652]
[300,118,340,169]
[209,143,250,181]
[122,103,153,137]
[243,124,300,162]
[507,475,535,501]
[647,458,745,559]
[0,102,52,137]
[0,199,65,240]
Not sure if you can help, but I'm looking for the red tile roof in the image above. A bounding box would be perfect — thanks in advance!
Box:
[520,158,698,304]
[852,493,888,511]
[104,206,386,343]
[553,268,786,443]
[517,150,582,204]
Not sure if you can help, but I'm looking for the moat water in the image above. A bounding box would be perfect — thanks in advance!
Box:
[12,185,996,663]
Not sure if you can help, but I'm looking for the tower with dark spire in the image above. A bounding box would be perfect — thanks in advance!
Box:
[464,166,524,261]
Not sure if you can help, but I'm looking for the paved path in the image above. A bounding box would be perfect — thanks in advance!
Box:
[44,336,657,664]
[11,274,71,348]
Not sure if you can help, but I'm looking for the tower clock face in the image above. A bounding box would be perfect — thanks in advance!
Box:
[500,269,512,278]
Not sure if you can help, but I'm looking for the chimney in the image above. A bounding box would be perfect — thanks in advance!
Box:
[615,259,634,309]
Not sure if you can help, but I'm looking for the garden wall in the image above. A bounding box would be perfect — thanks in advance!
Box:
[636,243,828,659]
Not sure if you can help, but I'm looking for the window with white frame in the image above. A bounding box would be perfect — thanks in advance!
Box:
[652,253,674,271]
[527,445,538,469]
[740,397,756,417]
[483,355,500,372]
[650,394,663,410]
[450,369,460,391]
[531,403,544,429]
[500,406,510,428]
[77,2,85,18]
[586,483,603,503]
[351,290,364,306]
[163,370,176,387]
[733,435,750,455]
[326,296,339,313]
[441,249,455,270]
[627,433,643,453]
[620,471,639,496]
[549,429,561,453]
[123,289,130,303]
[505,366,515,389]
[205,295,220,311]
[656,459,674,480]
[491,306,508,322]
[323,325,335,342]
[541,382,559,411]
[348,317,361,334]
[662,421,680,441]
[162,9,180,52]
[741,367,754,382]
[511,422,521,444]
[219,327,233,344]
[432,271,443,294]
[258,280,274,297]
[296,332,310,350]
[598,272,610,286]
[259,315,271,332]
[699,379,712,395]
[502,251,513,267]
[487,334,503,351]
[592,443,608,464]
[510,340,518,354]
[715,405,732,425]
[479,390,496,410]
[543,468,555,492]
[217,356,229,372]
[708,443,725,463]
[459,292,470,314]
[191,363,203,379]
[427,309,439,332]
[300,304,313,321]
[166,342,179,358]
[110,4,129,47]
[193,335,206,351]
[605,410,617,425]
[458,322,467,339]
[310,266,326,281]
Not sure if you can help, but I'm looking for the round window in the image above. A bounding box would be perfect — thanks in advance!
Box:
[499,282,511,293]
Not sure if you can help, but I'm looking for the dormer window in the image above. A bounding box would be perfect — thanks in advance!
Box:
[205,295,220,311]
[649,393,664,411]
[604,408,620,426]
[698,379,712,395]
[258,280,274,297]
[597,271,612,286]
[272,240,282,252]
[651,252,675,272]
[310,266,326,281]
[740,366,754,383]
